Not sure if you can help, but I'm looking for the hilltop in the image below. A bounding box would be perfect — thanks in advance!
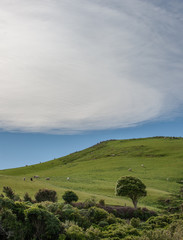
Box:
[0,137,183,209]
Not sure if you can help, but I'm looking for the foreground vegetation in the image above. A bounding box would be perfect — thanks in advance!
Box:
[0,186,183,240]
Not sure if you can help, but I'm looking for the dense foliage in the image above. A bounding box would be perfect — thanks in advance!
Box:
[0,186,183,240]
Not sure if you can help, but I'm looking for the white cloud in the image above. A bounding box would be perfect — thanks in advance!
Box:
[0,0,183,133]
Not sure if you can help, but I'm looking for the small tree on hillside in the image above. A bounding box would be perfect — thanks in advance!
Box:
[62,191,78,204]
[115,176,147,208]
[35,189,57,202]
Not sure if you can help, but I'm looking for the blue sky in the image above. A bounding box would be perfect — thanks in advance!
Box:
[0,0,183,169]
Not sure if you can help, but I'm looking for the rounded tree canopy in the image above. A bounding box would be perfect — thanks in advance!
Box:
[62,191,78,204]
[115,176,147,208]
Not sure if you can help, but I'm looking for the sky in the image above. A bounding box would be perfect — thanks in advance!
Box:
[0,0,183,169]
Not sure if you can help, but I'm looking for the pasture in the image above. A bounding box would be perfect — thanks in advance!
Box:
[0,137,183,210]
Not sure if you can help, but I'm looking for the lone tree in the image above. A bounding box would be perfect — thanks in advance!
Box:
[62,191,78,204]
[115,176,147,208]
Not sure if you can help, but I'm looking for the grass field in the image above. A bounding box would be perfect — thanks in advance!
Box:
[0,137,183,210]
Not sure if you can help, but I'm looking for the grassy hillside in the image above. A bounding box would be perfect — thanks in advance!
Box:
[0,137,183,209]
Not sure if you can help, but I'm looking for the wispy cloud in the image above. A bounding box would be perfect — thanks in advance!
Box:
[0,0,183,133]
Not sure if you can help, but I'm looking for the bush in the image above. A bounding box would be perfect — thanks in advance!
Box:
[83,197,96,208]
[13,201,28,222]
[0,197,15,210]
[35,189,58,202]
[85,226,101,240]
[101,205,156,220]
[146,215,173,229]
[3,186,15,200]
[23,192,33,203]
[138,219,183,240]
[88,206,109,224]
[39,201,64,214]
[101,223,140,239]
[98,220,109,228]
[0,208,27,240]
[62,191,78,204]
[66,224,86,240]
[59,204,76,221]
[130,217,140,228]
[25,206,61,240]
[107,213,117,224]
[99,199,105,206]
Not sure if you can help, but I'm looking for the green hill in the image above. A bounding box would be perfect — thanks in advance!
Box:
[0,137,183,209]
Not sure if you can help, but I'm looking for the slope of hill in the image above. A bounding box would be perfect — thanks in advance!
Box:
[0,137,183,209]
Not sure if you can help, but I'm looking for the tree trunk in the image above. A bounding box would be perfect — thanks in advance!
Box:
[132,199,138,208]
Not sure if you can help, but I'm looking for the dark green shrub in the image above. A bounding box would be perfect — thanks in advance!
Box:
[85,226,101,240]
[83,197,96,208]
[124,236,139,240]
[3,186,15,200]
[100,205,156,220]
[70,211,91,228]
[13,201,28,222]
[79,208,89,217]
[130,217,140,228]
[0,208,27,240]
[99,199,105,206]
[0,197,14,210]
[146,215,173,229]
[66,224,86,240]
[62,191,78,204]
[107,213,117,224]
[138,229,172,240]
[98,220,109,228]
[138,219,183,240]
[59,204,75,221]
[25,206,61,240]
[58,234,66,240]
[59,204,90,228]
[35,189,58,202]
[23,192,33,203]
[88,206,109,224]
[101,223,140,239]
[102,224,126,239]
[39,201,64,214]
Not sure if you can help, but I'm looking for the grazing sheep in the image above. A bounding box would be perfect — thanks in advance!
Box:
[67,177,70,181]
[128,168,132,172]
[46,177,50,180]
[34,175,40,179]
[141,164,144,167]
